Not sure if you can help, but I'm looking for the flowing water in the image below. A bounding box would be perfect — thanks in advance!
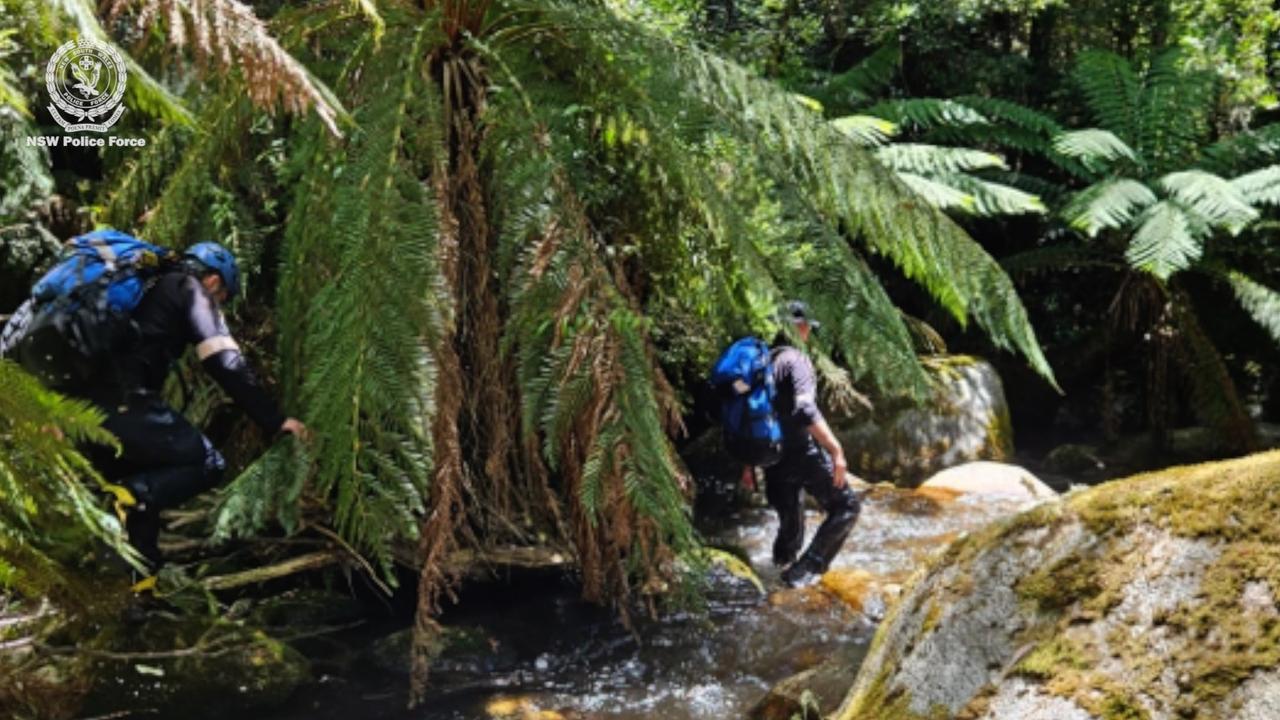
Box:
[261,485,1042,720]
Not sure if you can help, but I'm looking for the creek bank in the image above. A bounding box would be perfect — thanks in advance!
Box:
[836,449,1280,720]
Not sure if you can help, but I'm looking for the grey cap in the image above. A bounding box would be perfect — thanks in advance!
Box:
[784,300,821,330]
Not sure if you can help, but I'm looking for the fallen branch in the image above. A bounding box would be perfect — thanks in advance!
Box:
[201,550,341,591]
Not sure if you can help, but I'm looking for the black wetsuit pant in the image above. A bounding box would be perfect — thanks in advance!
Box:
[764,445,860,571]
[88,394,226,569]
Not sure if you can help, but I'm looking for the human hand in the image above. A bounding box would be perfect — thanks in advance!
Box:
[832,455,848,489]
[280,417,310,442]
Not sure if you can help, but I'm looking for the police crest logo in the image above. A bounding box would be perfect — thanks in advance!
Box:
[45,37,128,133]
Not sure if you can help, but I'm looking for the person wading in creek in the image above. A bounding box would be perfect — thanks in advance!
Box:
[762,301,861,588]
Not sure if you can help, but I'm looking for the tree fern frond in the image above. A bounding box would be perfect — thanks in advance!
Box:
[106,0,347,135]
[830,114,897,147]
[1229,165,1280,207]
[1074,49,1140,145]
[873,144,1006,174]
[1222,268,1280,345]
[863,98,988,131]
[810,41,900,109]
[895,172,976,212]
[1062,178,1157,236]
[1052,128,1137,170]
[1158,170,1258,233]
[941,173,1047,216]
[1139,50,1213,173]
[1125,200,1205,279]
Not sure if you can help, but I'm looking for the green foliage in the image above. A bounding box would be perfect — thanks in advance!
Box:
[0,360,138,611]
[1060,50,1280,280]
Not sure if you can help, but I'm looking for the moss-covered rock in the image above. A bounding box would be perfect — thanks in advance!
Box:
[833,355,1014,487]
[835,450,1280,720]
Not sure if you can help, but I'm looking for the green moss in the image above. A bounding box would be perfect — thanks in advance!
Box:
[849,452,1280,719]
[920,600,942,635]
[1016,637,1091,678]
[1016,552,1102,611]
[1098,693,1150,720]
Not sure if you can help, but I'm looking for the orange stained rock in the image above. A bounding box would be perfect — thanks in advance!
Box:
[485,697,565,719]
[819,569,877,613]
[912,485,965,504]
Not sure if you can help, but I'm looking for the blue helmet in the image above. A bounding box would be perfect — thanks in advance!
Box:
[184,241,241,300]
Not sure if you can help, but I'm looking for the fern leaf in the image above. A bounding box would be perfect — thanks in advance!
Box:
[1074,50,1140,146]
[1052,128,1137,170]
[874,144,1006,174]
[1158,170,1258,234]
[1229,165,1280,207]
[1223,269,1280,345]
[830,114,898,147]
[895,172,976,212]
[1062,178,1157,236]
[940,173,1047,216]
[1125,200,1205,279]
[863,98,988,131]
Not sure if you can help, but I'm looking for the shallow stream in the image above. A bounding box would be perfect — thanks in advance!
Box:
[258,485,1040,720]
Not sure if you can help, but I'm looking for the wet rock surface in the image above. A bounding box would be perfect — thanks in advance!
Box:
[832,355,1014,487]
[836,450,1280,720]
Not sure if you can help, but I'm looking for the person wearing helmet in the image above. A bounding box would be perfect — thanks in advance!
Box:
[765,301,860,588]
[81,240,306,572]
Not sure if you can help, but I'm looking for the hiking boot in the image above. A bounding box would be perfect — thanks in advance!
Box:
[781,559,823,589]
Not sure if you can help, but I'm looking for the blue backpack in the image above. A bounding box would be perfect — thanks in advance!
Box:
[710,337,783,467]
[15,229,175,390]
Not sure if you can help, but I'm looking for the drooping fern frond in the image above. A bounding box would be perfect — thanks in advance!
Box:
[873,144,1006,175]
[1222,268,1280,345]
[1159,170,1258,233]
[1229,165,1280,207]
[1061,177,1156,237]
[941,173,1047,216]
[807,41,900,110]
[894,172,976,212]
[830,114,897,147]
[862,97,988,132]
[1125,200,1207,279]
[105,0,348,136]
[1052,128,1137,171]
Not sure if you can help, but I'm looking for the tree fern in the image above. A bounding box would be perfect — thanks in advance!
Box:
[0,360,139,613]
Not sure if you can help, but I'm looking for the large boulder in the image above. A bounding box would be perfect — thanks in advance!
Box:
[833,355,1013,487]
[834,450,1280,720]
[918,461,1056,502]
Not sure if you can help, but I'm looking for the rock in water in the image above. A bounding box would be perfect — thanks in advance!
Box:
[833,355,1013,487]
[918,461,1056,502]
[833,450,1280,720]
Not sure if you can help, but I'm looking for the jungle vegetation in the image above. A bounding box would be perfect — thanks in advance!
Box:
[1,0,1279,712]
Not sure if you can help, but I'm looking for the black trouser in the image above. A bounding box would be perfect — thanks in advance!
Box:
[764,445,860,572]
[88,395,226,569]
